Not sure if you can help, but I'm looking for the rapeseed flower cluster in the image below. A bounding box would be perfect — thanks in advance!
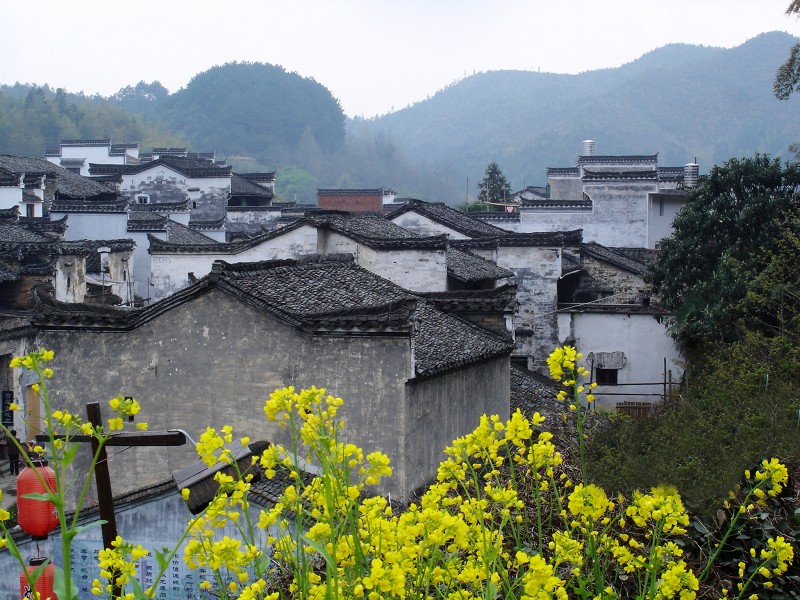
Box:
[1,346,796,599]
[91,535,150,598]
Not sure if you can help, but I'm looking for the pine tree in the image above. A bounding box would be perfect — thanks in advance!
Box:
[477,162,511,204]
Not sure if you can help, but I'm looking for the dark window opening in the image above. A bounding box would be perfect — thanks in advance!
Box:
[25,204,34,217]
[595,368,618,385]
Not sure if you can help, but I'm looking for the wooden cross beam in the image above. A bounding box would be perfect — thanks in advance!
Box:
[35,402,188,551]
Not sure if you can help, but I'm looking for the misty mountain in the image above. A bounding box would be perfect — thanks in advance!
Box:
[1,32,799,204]
[361,31,800,195]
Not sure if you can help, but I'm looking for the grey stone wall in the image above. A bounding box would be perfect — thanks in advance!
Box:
[581,256,647,302]
[497,246,561,372]
[403,357,510,498]
[36,289,415,499]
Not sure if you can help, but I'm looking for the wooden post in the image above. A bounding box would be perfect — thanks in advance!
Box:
[86,402,120,598]
[86,402,118,551]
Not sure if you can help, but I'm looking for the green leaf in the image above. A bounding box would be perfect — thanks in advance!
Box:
[155,547,171,572]
[53,565,80,600]
[20,492,54,502]
[301,533,335,570]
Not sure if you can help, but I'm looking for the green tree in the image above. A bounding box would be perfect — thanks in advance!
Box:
[774,1,800,98]
[649,154,800,350]
[477,161,511,204]
[589,330,800,514]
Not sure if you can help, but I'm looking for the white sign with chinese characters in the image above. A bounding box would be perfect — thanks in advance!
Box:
[70,540,213,599]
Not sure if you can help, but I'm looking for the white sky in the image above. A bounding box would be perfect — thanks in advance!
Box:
[2,0,798,118]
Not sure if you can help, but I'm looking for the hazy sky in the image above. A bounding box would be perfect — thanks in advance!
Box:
[2,0,798,118]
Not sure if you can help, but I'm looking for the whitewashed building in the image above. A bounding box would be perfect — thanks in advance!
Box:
[476,141,696,249]
[44,139,140,176]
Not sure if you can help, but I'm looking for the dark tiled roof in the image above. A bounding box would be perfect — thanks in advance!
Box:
[419,284,517,315]
[611,247,659,268]
[0,312,36,341]
[19,216,68,237]
[452,230,583,250]
[189,216,226,230]
[521,198,592,209]
[230,174,273,198]
[510,366,561,421]
[49,198,129,213]
[446,247,513,283]
[657,167,685,182]
[546,167,580,176]
[213,255,415,321]
[128,197,190,212]
[152,147,187,155]
[386,199,509,238]
[33,256,512,377]
[413,303,512,377]
[127,211,169,231]
[89,156,232,178]
[581,242,647,277]
[0,223,54,244]
[109,143,139,155]
[561,252,582,276]
[582,170,658,182]
[0,207,19,222]
[167,221,217,245]
[148,220,311,254]
[578,154,658,163]
[0,155,118,200]
[313,214,447,250]
[471,212,521,223]
[239,172,276,183]
[60,139,110,147]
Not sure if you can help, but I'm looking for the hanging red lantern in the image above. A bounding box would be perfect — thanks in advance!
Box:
[16,459,58,540]
[20,557,57,600]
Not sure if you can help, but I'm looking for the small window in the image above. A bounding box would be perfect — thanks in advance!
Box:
[137,195,149,204]
[192,201,197,209]
[595,368,618,385]
[25,204,34,217]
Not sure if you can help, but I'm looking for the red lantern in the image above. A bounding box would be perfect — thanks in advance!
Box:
[20,557,57,600]
[16,459,58,540]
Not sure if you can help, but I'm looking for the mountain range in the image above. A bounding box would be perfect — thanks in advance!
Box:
[363,30,800,196]
[1,31,798,203]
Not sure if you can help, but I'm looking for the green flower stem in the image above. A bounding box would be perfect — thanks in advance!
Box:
[698,480,768,583]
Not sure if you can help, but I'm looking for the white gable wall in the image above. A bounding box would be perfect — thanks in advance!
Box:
[358,245,447,292]
[0,186,22,210]
[52,212,130,241]
[149,225,318,301]
[557,311,682,410]
[389,212,468,239]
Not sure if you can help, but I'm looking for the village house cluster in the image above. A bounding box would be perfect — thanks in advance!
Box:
[0,138,691,593]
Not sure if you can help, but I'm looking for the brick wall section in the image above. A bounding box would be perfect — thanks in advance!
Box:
[582,256,648,301]
[318,193,382,212]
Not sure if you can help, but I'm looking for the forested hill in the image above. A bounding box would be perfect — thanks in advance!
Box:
[0,62,346,175]
[2,34,800,204]
[145,62,346,168]
[360,31,800,194]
